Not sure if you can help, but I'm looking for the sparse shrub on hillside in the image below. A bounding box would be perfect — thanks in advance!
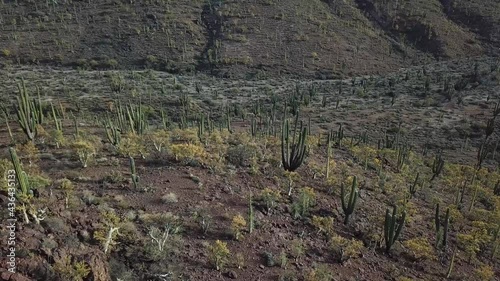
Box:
[71,139,96,168]
[117,132,146,158]
[50,128,67,148]
[290,239,305,262]
[170,143,206,165]
[259,187,281,215]
[170,128,199,144]
[53,255,90,281]
[304,263,333,281]
[329,234,364,263]
[292,187,316,219]
[15,141,39,166]
[231,213,247,241]
[474,263,494,281]
[144,221,182,262]
[146,129,170,154]
[311,216,334,237]
[93,210,122,254]
[207,240,230,271]
[193,209,212,235]
[109,73,124,93]
[59,178,74,209]
[161,192,178,204]
[0,158,13,191]
[403,237,436,261]
[102,170,125,184]
[227,143,258,167]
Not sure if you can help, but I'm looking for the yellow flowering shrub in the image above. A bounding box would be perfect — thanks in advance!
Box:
[146,130,170,153]
[117,132,146,157]
[403,237,436,261]
[231,214,247,241]
[170,128,199,144]
[311,216,334,237]
[170,143,207,164]
[259,187,281,214]
[330,234,364,263]
[208,240,230,271]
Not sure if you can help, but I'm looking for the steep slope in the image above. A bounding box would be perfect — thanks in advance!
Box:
[0,0,497,78]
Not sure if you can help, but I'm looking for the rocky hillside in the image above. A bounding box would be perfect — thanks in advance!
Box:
[0,0,498,78]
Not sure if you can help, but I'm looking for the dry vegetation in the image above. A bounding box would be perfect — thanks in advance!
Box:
[0,56,499,280]
[0,1,499,281]
[0,0,499,78]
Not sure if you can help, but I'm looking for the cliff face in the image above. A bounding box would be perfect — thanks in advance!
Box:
[0,0,497,78]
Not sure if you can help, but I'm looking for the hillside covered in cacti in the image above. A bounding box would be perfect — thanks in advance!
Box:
[0,1,499,281]
[0,0,499,78]
[0,56,499,280]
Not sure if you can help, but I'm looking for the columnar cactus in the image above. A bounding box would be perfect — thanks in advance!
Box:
[430,153,444,182]
[250,117,257,137]
[396,144,409,172]
[126,103,146,135]
[104,118,121,147]
[384,206,406,254]
[161,110,169,130]
[129,157,139,189]
[9,147,32,223]
[15,78,44,141]
[336,124,344,146]
[434,203,450,249]
[281,114,308,172]
[51,102,62,132]
[326,131,332,179]
[198,113,205,141]
[9,147,30,197]
[409,173,420,198]
[341,176,359,224]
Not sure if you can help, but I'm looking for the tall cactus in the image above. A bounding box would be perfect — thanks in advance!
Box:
[434,203,450,249]
[384,206,406,254]
[409,173,420,198]
[15,78,44,141]
[9,147,32,223]
[126,103,146,135]
[104,118,121,147]
[129,157,139,189]
[281,113,308,172]
[248,196,254,234]
[197,113,205,141]
[325,131,332,179]
[4,111,14,144]
[341,176,359,224]
[9,147,31,197]
[250,116,257,137]
[430,153,444,182]
[51,102,62,132]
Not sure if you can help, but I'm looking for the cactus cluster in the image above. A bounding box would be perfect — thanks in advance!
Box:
[384,206,406,254]
[430,153,444,182]
[340,176,359,224]
[104,118,121,147]
[114,101,148,135]
[15,78,44,141]
[281,113,308,172]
